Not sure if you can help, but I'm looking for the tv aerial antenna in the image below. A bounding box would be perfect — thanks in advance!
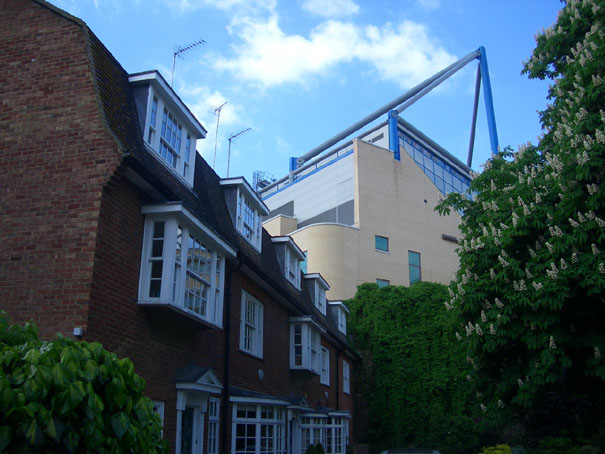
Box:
[210,101,228,170]
[171,39,205,86]
[226,128,251,177]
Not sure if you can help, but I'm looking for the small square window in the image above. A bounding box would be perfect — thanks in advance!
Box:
[408,251,421,284]
[376,279,390,288]
[375,235,389,252]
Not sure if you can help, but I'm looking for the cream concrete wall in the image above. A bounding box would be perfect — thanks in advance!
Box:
[290,224,360,301]
[354,139,461,289]
[287,139,461,301]
[263,215,298,236]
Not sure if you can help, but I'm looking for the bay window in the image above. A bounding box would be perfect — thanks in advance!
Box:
[290,318,323,374]
[232,404,285,454]
[138,203,236,328]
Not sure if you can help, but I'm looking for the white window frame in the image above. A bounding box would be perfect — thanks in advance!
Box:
[343,361,350,394]
[285,246,301,289]
[240,291,264,358]
[290,320,321,374]
[324,416,348,454]
[138,205,234,328]
[236,190,262,251]
[300,416,326,453]
[152,400,165,437]
[315,283,326,315]
[320,346,330,386]
[143,89,195,186]
[208,397,220,454]
[337,308,347,336]
[231,403,286,454]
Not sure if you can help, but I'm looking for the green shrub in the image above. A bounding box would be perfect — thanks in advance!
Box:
[0,313,167,453]
[479,445,512,454]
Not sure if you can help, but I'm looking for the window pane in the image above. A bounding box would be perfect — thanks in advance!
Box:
[376,279,389,288]
[375,235,389,252]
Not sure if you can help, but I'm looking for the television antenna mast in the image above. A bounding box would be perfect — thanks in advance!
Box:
[226,127,251,177]
[171,39,205,86]
[210,101,228,169]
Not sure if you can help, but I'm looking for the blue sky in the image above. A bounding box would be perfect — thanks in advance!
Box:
[50,0,563,183]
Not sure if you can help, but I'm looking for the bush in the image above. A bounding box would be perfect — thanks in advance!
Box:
[0,313,167,453]
[479,445,511,454]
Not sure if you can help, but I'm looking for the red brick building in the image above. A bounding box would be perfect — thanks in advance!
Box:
[0,1,358,453]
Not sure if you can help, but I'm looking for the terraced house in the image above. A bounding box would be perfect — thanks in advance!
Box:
[0,1,357,453]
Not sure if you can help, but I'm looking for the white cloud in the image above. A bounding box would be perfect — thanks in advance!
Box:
[214,16,457,89]
[301,0,360,18]
[415,0,441,10]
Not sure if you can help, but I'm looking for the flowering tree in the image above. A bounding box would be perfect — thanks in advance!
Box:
[437,0,604,439]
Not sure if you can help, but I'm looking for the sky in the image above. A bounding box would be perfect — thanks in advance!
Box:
[49,0,563,184]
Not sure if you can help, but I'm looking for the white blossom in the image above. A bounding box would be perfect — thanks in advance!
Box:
[529,247,537,258]
[518,378,524,387]
[455,332,462,341]
[498,399,505,408]
[448,287,455,298]
[596,347,602,359]
[550,336,557,349]
[526,268,533,279]
[546,242,554,253]
[481,311,487,323]
[444,301,453,310]
[587,183,598,195]
[475,324,484,336]
[490,268,496,280]
[495,298,504,309]
[592,244,600,255]
[532,282,543,291]
[577,150,590,165]
[596,217,605,228]
[480,403,487,412]
[512,212,519,227]
[490,324,496,335]
[578,212,586,222]
[466,375,473,382]
[560,258,568,270]
[572,252,578,264]
[498,255,509,267]
[569,218,579,228]
[599,263,605,274]
[457,283,465,295]
[586,211,596,220]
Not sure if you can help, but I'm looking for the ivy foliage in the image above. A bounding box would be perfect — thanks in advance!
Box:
[348,282,478,454]
[0,314,167,453]
[436,0,605,440]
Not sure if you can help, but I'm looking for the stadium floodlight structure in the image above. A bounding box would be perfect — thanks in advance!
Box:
[291,47,498,173]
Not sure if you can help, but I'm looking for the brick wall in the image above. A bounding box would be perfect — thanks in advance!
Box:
[87,171,227,450]
[0,0,123,338]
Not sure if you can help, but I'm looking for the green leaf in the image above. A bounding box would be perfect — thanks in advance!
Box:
[79,359,99,382]
[111,412,130,440]
[0,425,12,453]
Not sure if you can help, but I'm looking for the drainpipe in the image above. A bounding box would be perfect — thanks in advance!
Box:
[222,257,242,454]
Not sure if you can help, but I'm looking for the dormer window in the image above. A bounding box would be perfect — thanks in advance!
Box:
[220,177,269,252]
[271,236,305,289]
[129,71,207,187]
[304,274,330,316]
[329,301,349,336]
